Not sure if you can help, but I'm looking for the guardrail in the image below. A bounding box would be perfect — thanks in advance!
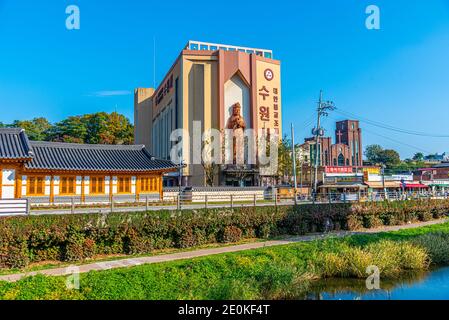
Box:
[0,199,29,216]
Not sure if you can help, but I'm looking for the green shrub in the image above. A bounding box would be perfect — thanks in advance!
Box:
[0,199,447,270]
[220,226,243,243]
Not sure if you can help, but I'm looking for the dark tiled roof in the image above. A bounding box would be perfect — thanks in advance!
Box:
[0,128,34,159]
[26,141,177,172]
[434,162,449,168]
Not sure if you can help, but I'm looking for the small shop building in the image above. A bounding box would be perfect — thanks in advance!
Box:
[0,128,177,204]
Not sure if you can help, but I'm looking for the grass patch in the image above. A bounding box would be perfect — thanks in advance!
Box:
[2,222,449,300]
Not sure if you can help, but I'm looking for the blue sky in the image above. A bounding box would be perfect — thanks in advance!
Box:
[0,0,448,158]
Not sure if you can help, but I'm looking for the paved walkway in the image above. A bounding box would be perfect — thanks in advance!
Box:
[0,218,447,283]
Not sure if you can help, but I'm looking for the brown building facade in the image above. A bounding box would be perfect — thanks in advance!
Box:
[134,41,282,187]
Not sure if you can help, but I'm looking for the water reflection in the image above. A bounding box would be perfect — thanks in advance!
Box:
[304,267,449,300]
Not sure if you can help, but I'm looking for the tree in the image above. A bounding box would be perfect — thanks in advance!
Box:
[10,118,52,141]
[378,149,401,167]
[46,112,134,144]
[277,136,293,184]
[47,116,88,143]
[365,144,383,164]
[413,152,425,162]
[201,135,220,187]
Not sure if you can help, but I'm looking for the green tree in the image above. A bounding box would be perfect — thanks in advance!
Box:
[47,112,134,145]
[365,144,383,163]
[10,118,52,141]
[378,149,401,167]
[277,136,293,183]
[47,116,88,143]
[413,152,425,161]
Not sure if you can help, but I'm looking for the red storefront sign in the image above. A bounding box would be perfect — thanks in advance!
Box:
[325,166,353,174]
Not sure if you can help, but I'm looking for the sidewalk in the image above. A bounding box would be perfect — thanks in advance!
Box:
[0,218,446,283]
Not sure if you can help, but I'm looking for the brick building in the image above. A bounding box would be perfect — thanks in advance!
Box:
[301,120,363,168]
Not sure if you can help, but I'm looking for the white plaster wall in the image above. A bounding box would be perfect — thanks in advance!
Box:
[224,74,250,128]
[84,176,90,195]
[44,176,51,196]
[131,176,136,194]
[76,176,82,195]
[53,176,60,195]
[105,176,110,194]
[112,176,118,194]
[1,169,15,199]
[21,175,27,196]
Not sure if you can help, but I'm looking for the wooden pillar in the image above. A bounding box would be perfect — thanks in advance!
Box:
[16,171,22,199]
[159,174,163,200]
[81,176,85,203]
[136,176,141,201]
[109,175,113,202]
[49,175,54,204]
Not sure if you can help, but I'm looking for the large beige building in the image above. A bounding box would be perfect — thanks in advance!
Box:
[134,41,282,186]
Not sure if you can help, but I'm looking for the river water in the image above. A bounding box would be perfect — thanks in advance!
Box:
[304,266,449,300]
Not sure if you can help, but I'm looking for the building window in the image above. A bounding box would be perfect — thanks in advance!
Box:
[346,159,350,166]
[90,177,105,194]
[28,176,45,196]
[333,158,337,166]
[264,52,272,59]
[200,44,208,50]
[338,154,345,166]
[140,177,158,192]
[60,176,76,195]
[118,177,131,194]
[189,43,199,50]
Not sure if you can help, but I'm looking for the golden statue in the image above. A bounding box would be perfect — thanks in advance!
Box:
[226,102,246,130]
[226,102,246,164]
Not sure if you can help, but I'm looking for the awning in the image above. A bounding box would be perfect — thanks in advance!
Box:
[405,183,429,189]
[365,181,401,189]
[428,184,449,188]
[318,184,367,189]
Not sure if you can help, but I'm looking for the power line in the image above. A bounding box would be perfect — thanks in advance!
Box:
[363,127,432,154]
[334,108,449,138]
[328,115,432,155]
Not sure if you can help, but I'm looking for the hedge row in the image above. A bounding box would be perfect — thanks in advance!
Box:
[1,199,448,269]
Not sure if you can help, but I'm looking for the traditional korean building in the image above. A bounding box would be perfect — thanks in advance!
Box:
[0,128,177,203]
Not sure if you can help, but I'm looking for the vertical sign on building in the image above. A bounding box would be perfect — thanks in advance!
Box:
[256,60,281,136]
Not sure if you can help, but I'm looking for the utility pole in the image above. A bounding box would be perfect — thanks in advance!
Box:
[178,159,184,210]
[313,90,335,194]
[291,124,298,205]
